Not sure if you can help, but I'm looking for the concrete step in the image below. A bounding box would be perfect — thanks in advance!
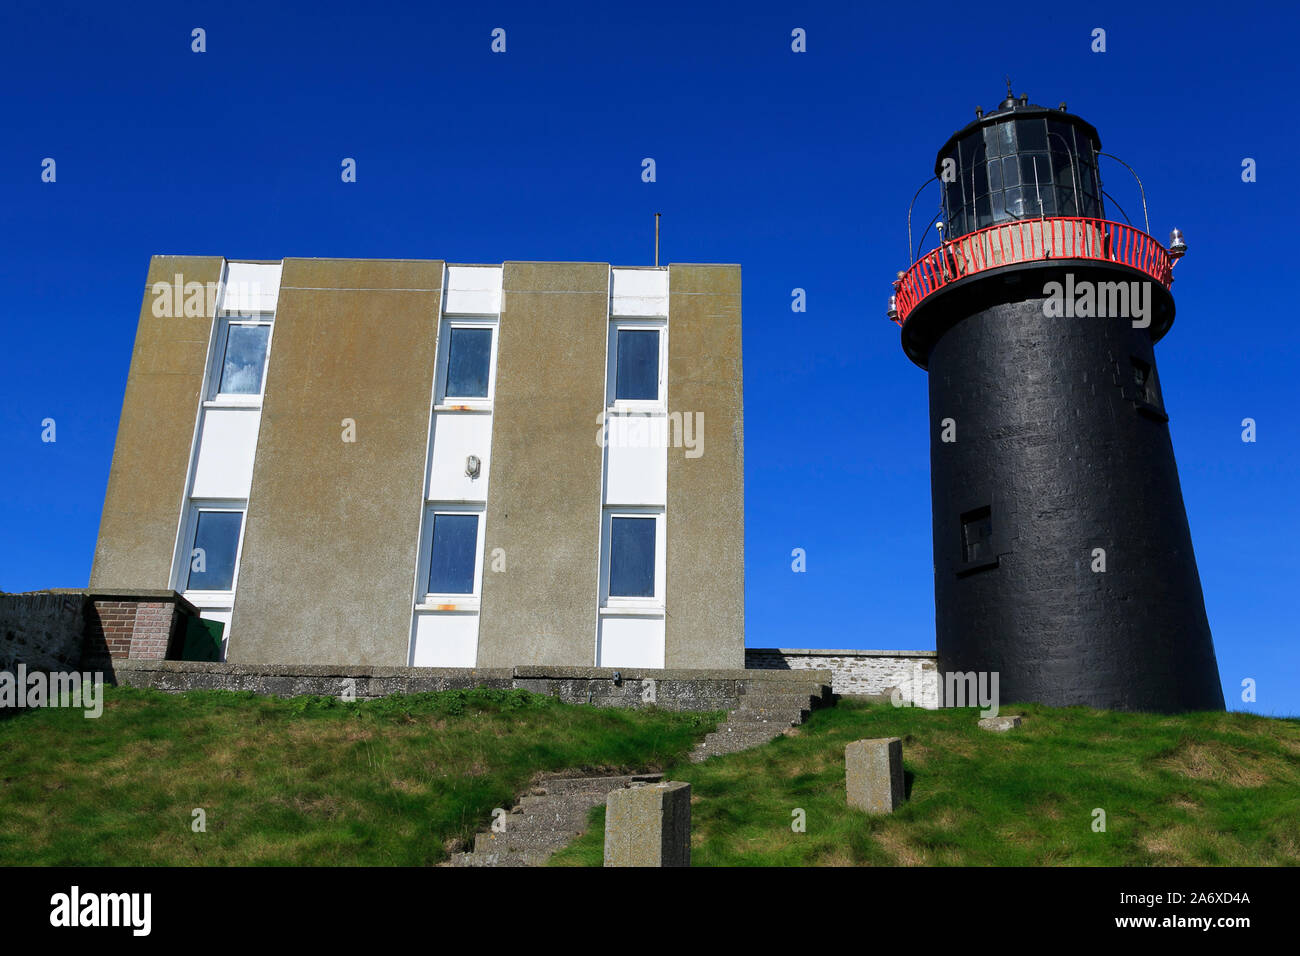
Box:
[689,723,792,762]
[527,773,650,796]
[734,700,808,722]
[474,827,582,856]
[450,848,552,867]
[496,804,599,834]
[686,679,831,763]
[453,772,665,867]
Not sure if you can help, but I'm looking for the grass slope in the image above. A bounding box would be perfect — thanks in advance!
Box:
[550,698,1300,866]
[0,686,719,866]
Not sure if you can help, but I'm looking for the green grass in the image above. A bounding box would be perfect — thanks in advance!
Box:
[0,685,720,865]
[549,699,1300,866]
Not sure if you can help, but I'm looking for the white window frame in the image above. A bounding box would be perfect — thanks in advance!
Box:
[176,500,248,604]
[435,316,499,410]
[206,313,274,407]
[599,507,665,613]
[606,319,667,413]
[416,503,487,609]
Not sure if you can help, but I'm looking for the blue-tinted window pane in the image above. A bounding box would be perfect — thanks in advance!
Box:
[609,517,655,597]
[218,325,269,395]
[445,327,492,398]
[187,511,242,591]
[615,330,659,401]
[428,513,478,594]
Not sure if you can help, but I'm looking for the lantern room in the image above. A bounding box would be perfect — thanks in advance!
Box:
[936,92,1104,239]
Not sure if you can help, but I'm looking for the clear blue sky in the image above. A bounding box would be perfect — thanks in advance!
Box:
[2,1,1295,714]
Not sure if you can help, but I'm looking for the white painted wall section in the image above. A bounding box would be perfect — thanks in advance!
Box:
[445,265,503,315]
[604,413,667,507]
[191,408,261,499]
[427,411,492,502]
[611,268,668,317]
[412,612,480,667]
[222,261,282,313]
[597,615,666,668]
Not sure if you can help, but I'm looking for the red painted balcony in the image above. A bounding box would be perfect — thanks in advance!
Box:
[893,216,1174,325]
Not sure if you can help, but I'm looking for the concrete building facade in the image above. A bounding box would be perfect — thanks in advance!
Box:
[89,256,744,670]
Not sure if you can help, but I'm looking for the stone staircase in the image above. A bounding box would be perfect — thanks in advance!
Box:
[448,772,665,867]
[689,677,834,762]
[447,675,834,866]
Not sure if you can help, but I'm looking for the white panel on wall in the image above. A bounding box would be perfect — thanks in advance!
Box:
[222,261,282,313]
[445,265,503,315]
[611,268,668,317]
[427,411,492,501]
[412,612,479,666]
[191,408,261,499]
[597,615,666,668]
[604,413,667,506]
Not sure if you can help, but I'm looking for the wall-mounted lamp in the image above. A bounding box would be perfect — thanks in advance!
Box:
[465,454,481,479]
[1168,227,1188,260]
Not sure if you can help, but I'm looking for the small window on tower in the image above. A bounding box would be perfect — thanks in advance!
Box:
[961,506,993,564]
[1130,356,1167,418]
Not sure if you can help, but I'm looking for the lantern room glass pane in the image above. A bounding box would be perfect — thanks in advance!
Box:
[986,122,1014,157]
[1017,118,1048,151]
[1003,156,1020,186]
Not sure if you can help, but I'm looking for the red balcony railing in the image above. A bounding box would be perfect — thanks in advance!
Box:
[893,216,1174,325]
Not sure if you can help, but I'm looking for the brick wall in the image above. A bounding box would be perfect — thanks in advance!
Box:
[81,592,197,668]
[746,648,941,708]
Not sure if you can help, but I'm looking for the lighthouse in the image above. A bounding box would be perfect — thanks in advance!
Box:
[892,90,1224,713]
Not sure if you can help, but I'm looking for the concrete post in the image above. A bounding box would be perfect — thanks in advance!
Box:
[603,781,691,867]
[846,737,905,814]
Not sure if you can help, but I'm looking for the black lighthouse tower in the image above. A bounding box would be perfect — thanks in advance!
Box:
[893,91,1224,712]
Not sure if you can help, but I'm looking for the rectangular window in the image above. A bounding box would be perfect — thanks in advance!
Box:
[609,516,656,598]
[615,329,661,401]
[186,510,243,591]
[445,326,493,399]
[1130,356,1166,416]
[961,506,993,564]
[427,512,480,595]
[1131,357,1152,399]
[215,322,270,397]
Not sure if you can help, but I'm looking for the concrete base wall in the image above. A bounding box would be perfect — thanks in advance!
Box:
[110,660,833,713]
[746,648,940,707]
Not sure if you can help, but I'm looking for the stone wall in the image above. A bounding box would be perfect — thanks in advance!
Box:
[111,661,834,713]
[0,591,86,673]
[746,648,941,708]
[1,589,198,676]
